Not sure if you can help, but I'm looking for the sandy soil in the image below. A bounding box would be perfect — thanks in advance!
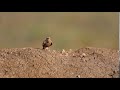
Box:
[0,47,119,78]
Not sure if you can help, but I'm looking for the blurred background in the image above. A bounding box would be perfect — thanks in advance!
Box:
[0,12,119,50]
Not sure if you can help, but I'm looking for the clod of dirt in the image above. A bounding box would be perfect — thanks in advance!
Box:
[0,47,119,78]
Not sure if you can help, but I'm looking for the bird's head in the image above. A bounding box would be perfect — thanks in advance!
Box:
[46,37,51,40]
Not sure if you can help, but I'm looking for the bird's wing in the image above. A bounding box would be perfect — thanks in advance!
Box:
[42,41,46,46]
[51,42,52,45]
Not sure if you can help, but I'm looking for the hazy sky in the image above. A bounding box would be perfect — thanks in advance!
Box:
[0,12,119,49]
[119,13,120,49]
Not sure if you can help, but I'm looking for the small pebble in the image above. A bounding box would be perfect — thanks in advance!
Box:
[76,75,81,78]
[81,53,86,57]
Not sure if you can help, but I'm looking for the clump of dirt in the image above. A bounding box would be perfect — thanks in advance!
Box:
[0,47,119,78]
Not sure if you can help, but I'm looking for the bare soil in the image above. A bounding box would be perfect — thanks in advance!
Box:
[0,47,119,78]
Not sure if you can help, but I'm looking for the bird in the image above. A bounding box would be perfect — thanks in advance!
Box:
[42,37,52,50]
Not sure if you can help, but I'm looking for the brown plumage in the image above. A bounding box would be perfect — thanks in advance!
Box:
[42,37,52,49]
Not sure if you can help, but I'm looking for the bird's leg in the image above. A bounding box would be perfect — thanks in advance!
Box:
[46,47,49,50]
[46,47,51,51]
[44,47,49,50]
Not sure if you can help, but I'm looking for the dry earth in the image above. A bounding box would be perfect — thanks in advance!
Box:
[0,47,119,78]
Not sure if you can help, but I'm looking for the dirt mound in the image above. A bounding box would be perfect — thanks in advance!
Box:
[0,47,119,78]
